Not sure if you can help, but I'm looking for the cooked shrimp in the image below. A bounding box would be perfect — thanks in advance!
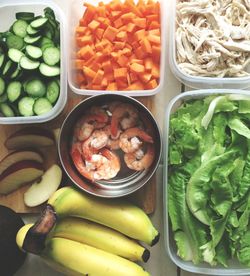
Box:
[71,147,120,181]
[82,130,109,160]
[71,143,120,181]
[71,142,96,181]
[108,101,122,113]
[110,103,139,137]
[103,125,122,150]
[74,114,108,141]
[91,149,121,180]
[124,144,155,171]
[119,127,154,153]
[90,106,109,129]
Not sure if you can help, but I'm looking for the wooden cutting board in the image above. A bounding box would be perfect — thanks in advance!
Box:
[0,89,157,215]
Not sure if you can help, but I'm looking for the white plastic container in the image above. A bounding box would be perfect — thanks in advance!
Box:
[67,0,166,97]
[163,89,250,275]
[0,0,67,124]
[169,0,250,90]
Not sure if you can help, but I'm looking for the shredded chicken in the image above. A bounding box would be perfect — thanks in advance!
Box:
[176,0,250,77]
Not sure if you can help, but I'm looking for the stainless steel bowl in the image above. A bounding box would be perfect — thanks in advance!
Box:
[58,94,162,198]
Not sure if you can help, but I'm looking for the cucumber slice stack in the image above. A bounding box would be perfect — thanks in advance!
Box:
[0,7,61,117]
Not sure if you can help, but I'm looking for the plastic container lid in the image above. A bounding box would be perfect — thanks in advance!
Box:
[0,0,67,124]
[67,0,166,97]
[163,89,250,275]
[168,0,250,90]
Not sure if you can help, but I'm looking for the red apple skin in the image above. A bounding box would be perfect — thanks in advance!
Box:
[5,127,55,150]
[0,150,44,175]
[0,160,44,195]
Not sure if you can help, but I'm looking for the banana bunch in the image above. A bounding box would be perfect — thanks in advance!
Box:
[16,187,159,276]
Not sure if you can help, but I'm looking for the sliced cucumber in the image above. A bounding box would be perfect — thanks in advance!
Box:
[18,96,35,116]
[7,81,22,102]
[0,41,8,53]
[10,67,21,79]
[16,12,35,22]
[41,42,54,52]
[26,45,42,59]
[34,97,52,115]
[30,17,48,29]
[26,25,40,36]
[0,77,5,95]
[24,35,41,44]
[0,103,15,117]
[40,37,54,47]
[39,63,60,77]
[0,8,61,118]
[46,80,59,104]
[43,47,60,66]
[12,20,28,38]
[2,60,17,77]
[6,34,24,50]
[44,7,56,21]
[0,54,6,71]
[43,22,54,40]
[25,78,46,97]
[8,48,24,63]
[19,56,40,70]
[0,93,7,103]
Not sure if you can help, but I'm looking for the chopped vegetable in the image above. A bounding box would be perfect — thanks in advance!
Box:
[0,7,60,118]
[168,94,250,267]
[74,0,161,91]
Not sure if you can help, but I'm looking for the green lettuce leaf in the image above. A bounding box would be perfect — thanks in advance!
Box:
[215,232,232,267]
[237,229,250,266]
[170,113,200,158]
[238,101,250,114]
[228,118,250,139]
[201,96,228,129]
[186,150,238,225]
[233,141,250,202]
[200,212,230,266]
[168,168,208,264]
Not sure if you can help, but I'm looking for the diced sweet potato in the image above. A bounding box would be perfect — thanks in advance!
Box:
[75,0,161,91]
[103,26,119,41]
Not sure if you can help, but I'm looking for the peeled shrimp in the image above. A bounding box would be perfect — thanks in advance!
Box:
[91,149,121,180]
[71,142,120,181]
[119,127,153,153]
[74,114,108,141]
[124,144,155,171]
[110,103,139,137]
[103,125,122,150]
[82,130,109,160]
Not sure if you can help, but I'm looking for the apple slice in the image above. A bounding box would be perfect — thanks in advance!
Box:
[0,150,44,175]
[0,161,44,195]
[5,127,55,150]
[24,164,62,207]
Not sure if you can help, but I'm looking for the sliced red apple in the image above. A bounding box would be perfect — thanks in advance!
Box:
[5,127,55,150]
[24,164,62,207]
[0,161,44,195]
[0,150,44,175]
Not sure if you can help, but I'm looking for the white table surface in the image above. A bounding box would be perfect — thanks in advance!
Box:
[14,0,205,275]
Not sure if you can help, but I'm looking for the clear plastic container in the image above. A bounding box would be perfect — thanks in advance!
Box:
[169,0,250,90]
[163,89,250,275]
[67,0,166,97]
[0,0,67,124]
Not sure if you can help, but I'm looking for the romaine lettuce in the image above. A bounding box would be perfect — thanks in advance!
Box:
[168,94,250,267]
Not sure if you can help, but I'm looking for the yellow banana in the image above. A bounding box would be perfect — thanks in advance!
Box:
[16,223,33,250]
[42,237,150,276]
[48,187,159,246]
[49,217,150,262]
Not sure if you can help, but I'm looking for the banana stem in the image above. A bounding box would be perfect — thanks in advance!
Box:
[23,204,57,254]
